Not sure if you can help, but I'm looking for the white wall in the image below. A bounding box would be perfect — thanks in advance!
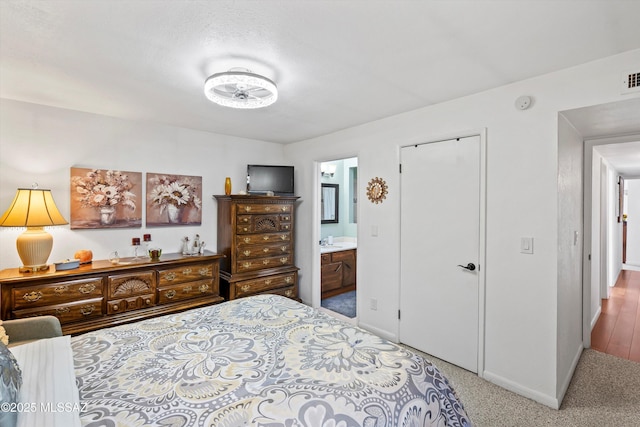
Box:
[556,114,583,399]
[627,179,640,265]
[284,49,640,407]
[0,99,287,269]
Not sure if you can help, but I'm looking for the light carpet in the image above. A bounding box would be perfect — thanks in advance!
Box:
[405,347,640,426]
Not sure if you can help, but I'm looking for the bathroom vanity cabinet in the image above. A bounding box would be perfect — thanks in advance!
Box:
[321,248,356,298]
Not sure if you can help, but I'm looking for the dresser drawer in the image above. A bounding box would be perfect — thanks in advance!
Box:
[234,272,297,298]
[157,279,216,304]
[237,242,291,260]
[158,262,216,286]
[236,255,293,273]
[108,271,156,299]
[13,297,104,324]
[108,294,155,314]
[12,277,103,309]
[236,216,290,234]
[267,285,297,299]
[236,233,290,246]
[236,203,292,214]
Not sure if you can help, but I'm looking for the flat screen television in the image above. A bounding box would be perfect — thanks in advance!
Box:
[246,165,295,195]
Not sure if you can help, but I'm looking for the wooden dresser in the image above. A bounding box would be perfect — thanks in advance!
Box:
[0,251,224,335]
[214,195,300,300]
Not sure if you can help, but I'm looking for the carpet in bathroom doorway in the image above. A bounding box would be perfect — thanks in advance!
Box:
[321,291,356,318]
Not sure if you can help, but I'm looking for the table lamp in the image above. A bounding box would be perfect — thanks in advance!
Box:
[0,185,68,273]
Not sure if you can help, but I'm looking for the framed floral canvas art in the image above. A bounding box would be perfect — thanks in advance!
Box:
[146,173,202,226]
[70,168,142,229]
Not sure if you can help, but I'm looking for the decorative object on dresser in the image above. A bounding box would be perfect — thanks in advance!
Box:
[321,249,357,299]
[70,168,142,229]
[214,195,300,300]
[0,184,69,273]
[0,251,224,335]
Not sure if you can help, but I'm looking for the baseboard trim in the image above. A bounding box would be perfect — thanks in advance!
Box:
[358,321,397,342]
[482,370,560,409]
[591,305,602,331]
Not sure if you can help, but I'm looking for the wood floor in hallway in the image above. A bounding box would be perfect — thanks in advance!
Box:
[591,268,640,362]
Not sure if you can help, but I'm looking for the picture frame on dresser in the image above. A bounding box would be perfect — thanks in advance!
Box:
[214,194,301,302]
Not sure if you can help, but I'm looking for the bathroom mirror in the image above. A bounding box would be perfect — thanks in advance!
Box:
[321,183,339,224]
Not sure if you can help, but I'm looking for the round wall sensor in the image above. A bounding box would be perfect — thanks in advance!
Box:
[515,96,532,110]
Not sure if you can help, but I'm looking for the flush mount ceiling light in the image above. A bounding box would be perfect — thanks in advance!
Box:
[204,68,278,109]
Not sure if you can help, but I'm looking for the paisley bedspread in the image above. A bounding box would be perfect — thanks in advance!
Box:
[72,294,471,426]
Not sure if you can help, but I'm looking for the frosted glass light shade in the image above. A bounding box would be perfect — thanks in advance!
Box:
[204,70,278,109]
[0,188,68,272]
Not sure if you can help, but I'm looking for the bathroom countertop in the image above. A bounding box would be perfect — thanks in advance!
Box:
[320,241,357,254]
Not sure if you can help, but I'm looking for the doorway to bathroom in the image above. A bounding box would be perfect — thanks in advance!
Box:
[319,157,358,321]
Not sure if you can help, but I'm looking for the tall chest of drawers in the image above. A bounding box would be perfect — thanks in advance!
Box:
[215,195,300,300]
[0,251,224,335]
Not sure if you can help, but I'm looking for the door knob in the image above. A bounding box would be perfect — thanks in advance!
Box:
[457,263,476,271]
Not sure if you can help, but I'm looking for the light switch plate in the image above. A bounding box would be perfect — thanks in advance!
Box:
[521,237,534,254]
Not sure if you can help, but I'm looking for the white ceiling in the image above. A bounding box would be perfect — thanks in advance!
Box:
[1,0,640,144]
[562,98,640,176]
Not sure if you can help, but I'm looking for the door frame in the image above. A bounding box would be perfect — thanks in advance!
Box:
[399,128,487,376]
[312,155,360,313]
[582,135,640,348]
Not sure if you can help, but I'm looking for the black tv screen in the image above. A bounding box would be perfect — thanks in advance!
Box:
[247,165,294,195]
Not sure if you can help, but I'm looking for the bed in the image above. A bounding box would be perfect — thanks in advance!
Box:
[12,294,471,426]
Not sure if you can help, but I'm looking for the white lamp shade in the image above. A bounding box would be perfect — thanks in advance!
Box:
[0,188,68,227]
[0,188,68,272]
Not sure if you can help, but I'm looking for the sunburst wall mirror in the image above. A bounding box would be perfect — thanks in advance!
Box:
[366,177,388,204]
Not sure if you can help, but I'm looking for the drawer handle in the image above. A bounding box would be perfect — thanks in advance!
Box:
[285,276,293,284]
[282,225,290,230]
[280,257,288,264]
[243,217,249,223]
[165,290,176,299]
[164,272,177,281]
[199,268,210,276]
[281,207,287,212]
[265,206,271,212]
[262,260,270,265]
[54,285,69,295]
[241,284,251,293]
[242,262,252,268]
[264,279,272,285]
[263,236,269,241]
[112,304,119,311]
[244,250,252,256]
[243,237,251,243]
[281,246,287,252]
[183,286,193,293]
[145,298,152,305]
[182,268,193,275]
[23,291,43,303]
[244,206,251,212]
[55,307,70,315]
[263,248,269,253]
[280,235,287,240]
[199,284,210,293]
[285,289,293,297]
[78,283,96,294]
[80,305,95,316]
[243,227,249,232]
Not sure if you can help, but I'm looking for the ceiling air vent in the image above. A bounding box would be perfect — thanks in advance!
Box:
[621,70,640,94]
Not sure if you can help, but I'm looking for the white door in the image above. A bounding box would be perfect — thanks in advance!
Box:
[400,136,481,372]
